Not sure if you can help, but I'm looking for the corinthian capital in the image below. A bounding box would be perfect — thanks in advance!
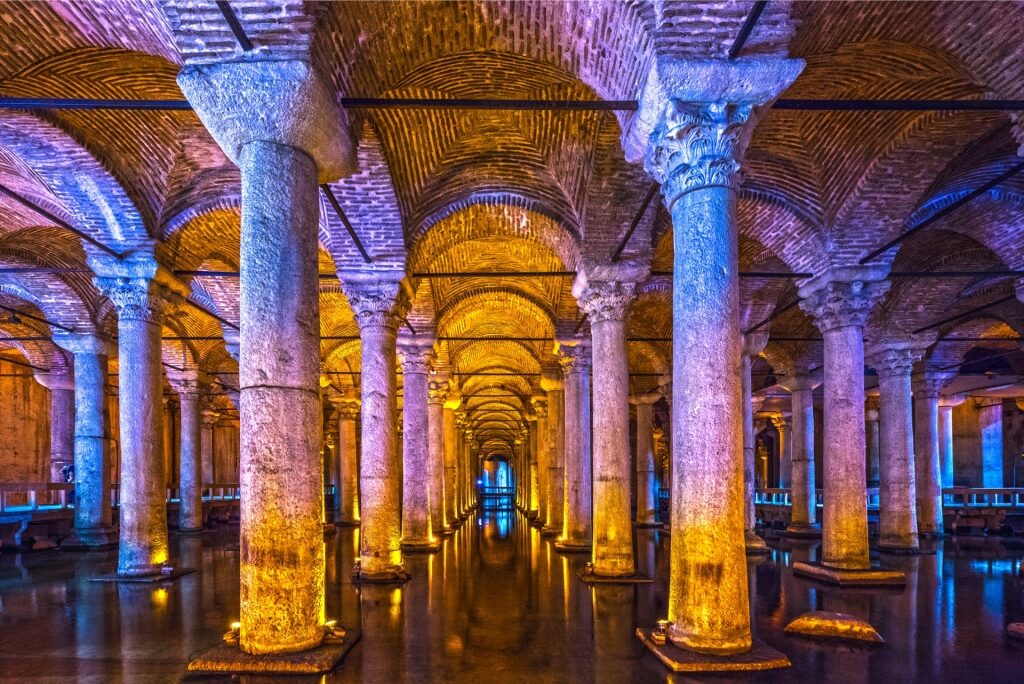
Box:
[90,249,188,324]
[397,335,435,375]
[574,280,636,324]
[428,380,449,405]
[557,339,592,376]
[343,278,410,331]
[797,265,891,334]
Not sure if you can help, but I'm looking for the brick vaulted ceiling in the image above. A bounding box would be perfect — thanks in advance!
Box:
[0,0,1023,450]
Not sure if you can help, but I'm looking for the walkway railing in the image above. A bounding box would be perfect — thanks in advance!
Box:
[478,486,515,510]
[753,487,1024,510]
[1,482,241,514]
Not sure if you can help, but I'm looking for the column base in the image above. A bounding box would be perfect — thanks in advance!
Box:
[60,527,118,551]
[577,565,653,584]
[176,526,207,536]
[188,628,361,675]
[540,525,561,537]
[783,523,822,539]
[876,542,922,556]
[401,539,441,553]
[635,520,663,529]
[792,561,906,588]
[1007,623,1024,640]
[322,523,337,538]
[784,611,884,643]
[335,519,360,528]
[91,566,196,583]
[636,629,790,673]
[918,530,945,540]
[352,563,411,585]
[527,510,539,520]
[745,530,770,555]
[553,538,592,553]
[437,526,455,537]
[529,518,546,529]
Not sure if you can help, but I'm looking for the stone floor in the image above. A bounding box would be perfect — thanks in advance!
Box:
[1,512,1023,683]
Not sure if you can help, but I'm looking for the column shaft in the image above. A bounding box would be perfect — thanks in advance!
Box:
[787,385,817,531]
[634,399,657,525]
[442,400,459,526]
[560,347,591,548]
[177,389,203,532]
[543,381,565,536]
[428,386,447,534]
[48,386,75,482]
[913,389,943,536]
[337,406,360,523]
[533,401,549,526]
[978,400,1003,487]
[875,356,919,551]
[939,404,954,488]
[400,341,434,549]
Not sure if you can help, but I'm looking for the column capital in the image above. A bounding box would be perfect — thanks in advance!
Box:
[444,388,462,411]
[427,379,449,405]
[330,392,361,420]
[33,370,74,391]
[866,340,927,379]
[178,59,353,183]
[540,369,564,392]
[89,249,190,324]
[531,395,548,418]
[974,396,1004,409]
[556,339,592,375]
[770,412,792,430]
[572,279,637,324]
[201,407,220,428]
[629,393,660,406]
[166,367,205,397]
[742,332,769,358]
[342,277,411,331]
[397,334,435,375]
[777,370,822,393]
[939,394,967,409]
[51,333,116,357]
[911,370,956,399]
[797,265,891,333]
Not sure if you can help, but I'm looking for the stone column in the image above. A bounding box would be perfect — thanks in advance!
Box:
[541,370,565,537]
[977,398,1004,487]
[865,397,881,486]
[428,377,449,535]
[35,372,75,482]
[332,391,361,525]
[741,333,769,554]
[779,373,821,536]
[181,56,353,654]
[52,334,116,548]
[558,341,592,550]
[167,369,204,534]
[868,342,922,553]
[345,279,409,580]
[442,390,461,527]
[939,395,963,488]
[912,372,952,537]
[526,413,539,517]
[639,57,803,655]
[574,277,638,577]
[93,258,185,577]
[399,336,437,551]
[798,267,891,573]
[772,413,792,488]
[631,393,659,527]
[531,396,548,528]
[653,426,667,499]
[200,408,217,484]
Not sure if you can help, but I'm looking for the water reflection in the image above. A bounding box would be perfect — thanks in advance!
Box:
[0,517,1022,682]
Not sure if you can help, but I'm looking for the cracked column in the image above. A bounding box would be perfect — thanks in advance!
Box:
[331,390,361,525]
[913,372,953,537]
[574,275,640,577]
[399,336,438,552]
[639,56,802,657]
[428,377,449,535]
[180,57,354,653]
[742,333,769,554]
[443,389,461,528]
[92,252,186,576]
[167,368,204,534]
[541,370,565,537]
[631,393,659,527]
[867,341,924,553]
[557,341,592,551]
[779,373,821,536]
[344,278,409,580]
[531,396,548,528]
[35,371,74,483]
[798,267,902,583]
[53,334,116,549]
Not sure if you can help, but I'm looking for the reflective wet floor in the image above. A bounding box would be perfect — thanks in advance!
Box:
[1,512,1023,683]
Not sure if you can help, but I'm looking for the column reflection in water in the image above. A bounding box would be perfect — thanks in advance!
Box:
[592,585,635,684]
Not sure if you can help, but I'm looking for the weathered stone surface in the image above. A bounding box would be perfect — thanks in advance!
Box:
[636,628,791,673]
[784,611,884,643]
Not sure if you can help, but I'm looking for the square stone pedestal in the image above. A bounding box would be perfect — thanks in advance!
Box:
[188,629,361,675]
[636,629,790,673]
[577,566,653,584]
[553,540,591,553]
[91,567,196,583]
[401,540,441,553]
[792,561,905,588]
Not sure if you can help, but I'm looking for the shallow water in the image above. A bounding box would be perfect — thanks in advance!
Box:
[1,512,1022,682]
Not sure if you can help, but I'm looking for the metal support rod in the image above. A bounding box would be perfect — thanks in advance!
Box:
[0,301,76,333]
[913,294,1018,334]
[729,1,769,59]
[215,1,253,51]
[182,298,238,331]
[745,299,801,335]
[0,183,120,257]
[611,183,659,262]
[0,353,48,372]
[861,160,1024,263]
[320,184,371,263]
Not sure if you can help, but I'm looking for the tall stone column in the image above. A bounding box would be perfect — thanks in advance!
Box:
[773,414,792,488]
[977,398,1004,487]
[167,369,204,534]
[52,334,116,548]
[631,393,659,527]
[865,397,881,486]
[574,277,639,577]
[531,397,548,528]
[912,372,952,537]
[779,373,821,536]
[399,337,438,551]
[868,342,923,553]
[181,57,353,654]
[345,278,409,580]
[35,372,75,482]
[93,256,185,577]
[200,408,217,484]
[541,371,565,537]
[442,390,461,527]
[332,391,361,525]
[741,333,769,554]
[557,341,592,550]
[526,413,539,517]
[938,395,963,488]
[798,267,896,579]
[641,57,802,656]
[428,377,449,535]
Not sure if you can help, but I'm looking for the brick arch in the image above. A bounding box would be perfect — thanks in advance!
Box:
[924,317,1022,372]
[438,288,555,340]
[0,317,69,373]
